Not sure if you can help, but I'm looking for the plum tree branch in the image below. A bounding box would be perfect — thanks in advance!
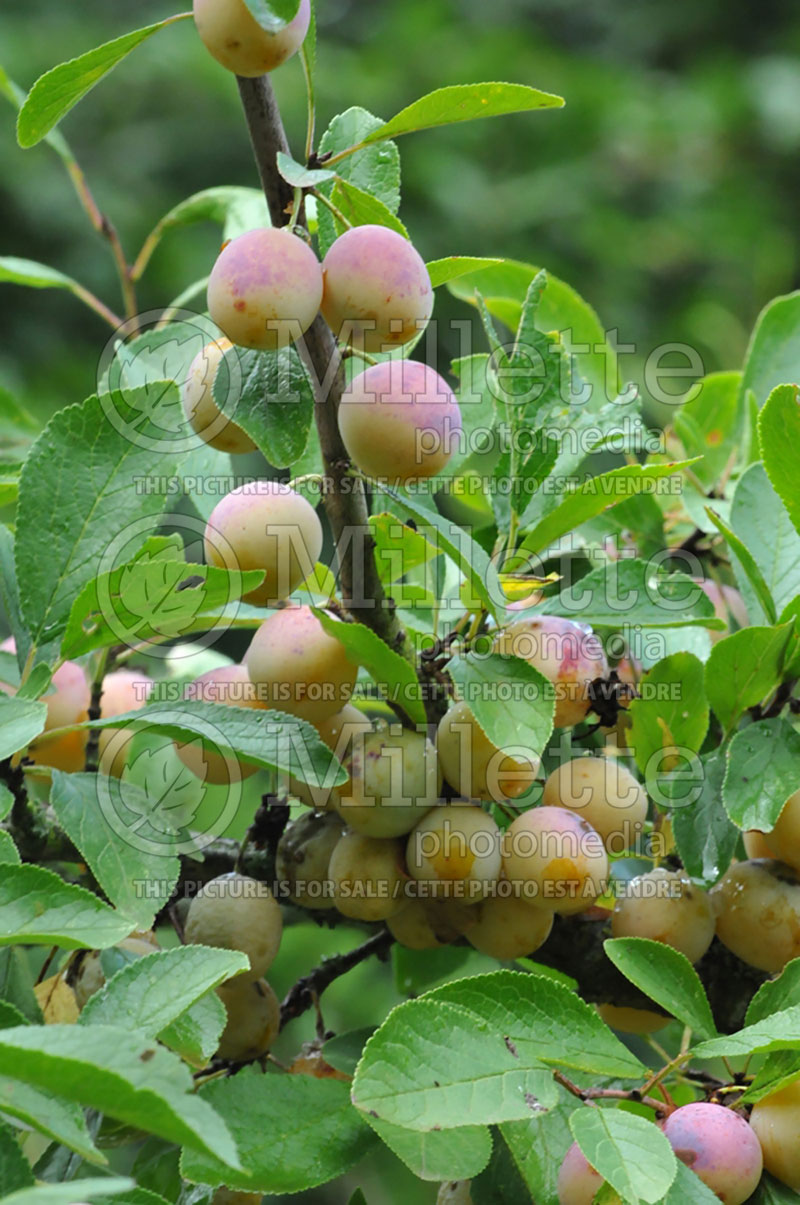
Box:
[235,74,405,652]
[279,928,394,1029]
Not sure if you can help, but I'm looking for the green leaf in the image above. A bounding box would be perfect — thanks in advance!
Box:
[138,187,270,265]
[275,150,334,188]
[79,945,249,1035]
[0,864,132,948]
[0,949,42,1024]
[352,971,644,1130]
[0,833,20,867]
[521,461,698,554]
[471,1132,533,1205]
[85,699,346,784]
[0,1073,105,1165]
[674,371,741,490]
[316,108,400,257]
[158,990,226,1068]
[0,525,29,668]
[378,484,502,619]
[0,1024,239,1167]
[0,1118,34,1195]
[50,771,181,929]
[740,290,800,410]
[60,536,264,659]
[366,1116,492,1181]
[603,938,717,1040]
[661,1161,722,1204]
[704,623,796,732]
[692,1003,800,1059]
[311,608,424,725]
[329,176,409,238]
[181,1069,375,1192]
[15,389,183,654]
[740,1049,800,1106]
[17,16,190,147]
[670,752,738,887]
[747,958,800,1026]
[215,345,315,468]
[369,512,439,584]
[759,383,800,537]
[723,718,800,831]
[448,652,555,763]
[446,258,621,403]
[629,653,709,781]
[544,559,722,631]
[0,1179,135,1205]
[499,1105,574,1205]
[0,1000,27,1029]
[0,696,47,760]
[730,463,800,620]
[0,257,86,294]
[705,505,776,627]
[570,1107,677,1204]
[427,257,506,290]
[241,0,300,32]
[360,83,564,146]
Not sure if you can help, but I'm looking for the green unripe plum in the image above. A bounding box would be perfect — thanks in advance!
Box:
[321,225,433,352]
[750,1079,800,1191]
[275,810,344,910]
[542,755,648,853]
[501,806,609,915]
[465,894,553,960]
[193,0,310,76]
[216,976,280,1062]
[328,832,407,921]
[436,700,539,802]
[436,1182,474,1205]
[596,1003,669,1034]
[184,872,282,981]
[742,790,800,872]
[612,868,714,964]
[662,1102,763,1204]
[336,726,440,838]
[406,804,503,902]
[557,1142,622,1205]
[387,899,446,950]
[1,640,91,772]
[494,615,608,729]
[711,859,800,972]
[204,480,323,606]
[182,337,255,454]
[96,669,153,778]
[175,664,266,785]
[338,359,462,485]
[245,606,358,725]
[207,227,322,352]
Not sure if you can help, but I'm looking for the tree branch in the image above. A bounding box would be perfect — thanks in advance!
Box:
[279,928,394,1029]
[235,74,405,651]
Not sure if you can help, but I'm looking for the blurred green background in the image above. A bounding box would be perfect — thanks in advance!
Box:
[4,0,800,424]
[2,2,797,1200]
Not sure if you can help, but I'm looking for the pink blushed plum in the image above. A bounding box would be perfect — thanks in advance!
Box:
[494,614,608,728]
[338,359,461,484]
[193,0,310,77]
[244,605,358,724]
[204,480,323,606]
[557,1141,621,1204]
[662,1102,763,1203]
[175,663,266,785]
[321,225,433,351]
[207,227,323,352]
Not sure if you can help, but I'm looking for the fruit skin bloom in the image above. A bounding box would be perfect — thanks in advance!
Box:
[662,1102,763,1204]
[193,0,310,77]
[338,359,462,484]
[321,225,434,351]
[207,227,323,352]
[184,873,282,981]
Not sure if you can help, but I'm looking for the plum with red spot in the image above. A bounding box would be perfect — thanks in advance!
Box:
[321,225,433,351]
[337,359,462,484]
[493,614,608,728]
[207,227,322,352]
[662,1102,763,1204]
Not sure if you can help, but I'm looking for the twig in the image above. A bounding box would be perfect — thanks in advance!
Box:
[280,929,394,1029]
[553,1070,671,1117]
